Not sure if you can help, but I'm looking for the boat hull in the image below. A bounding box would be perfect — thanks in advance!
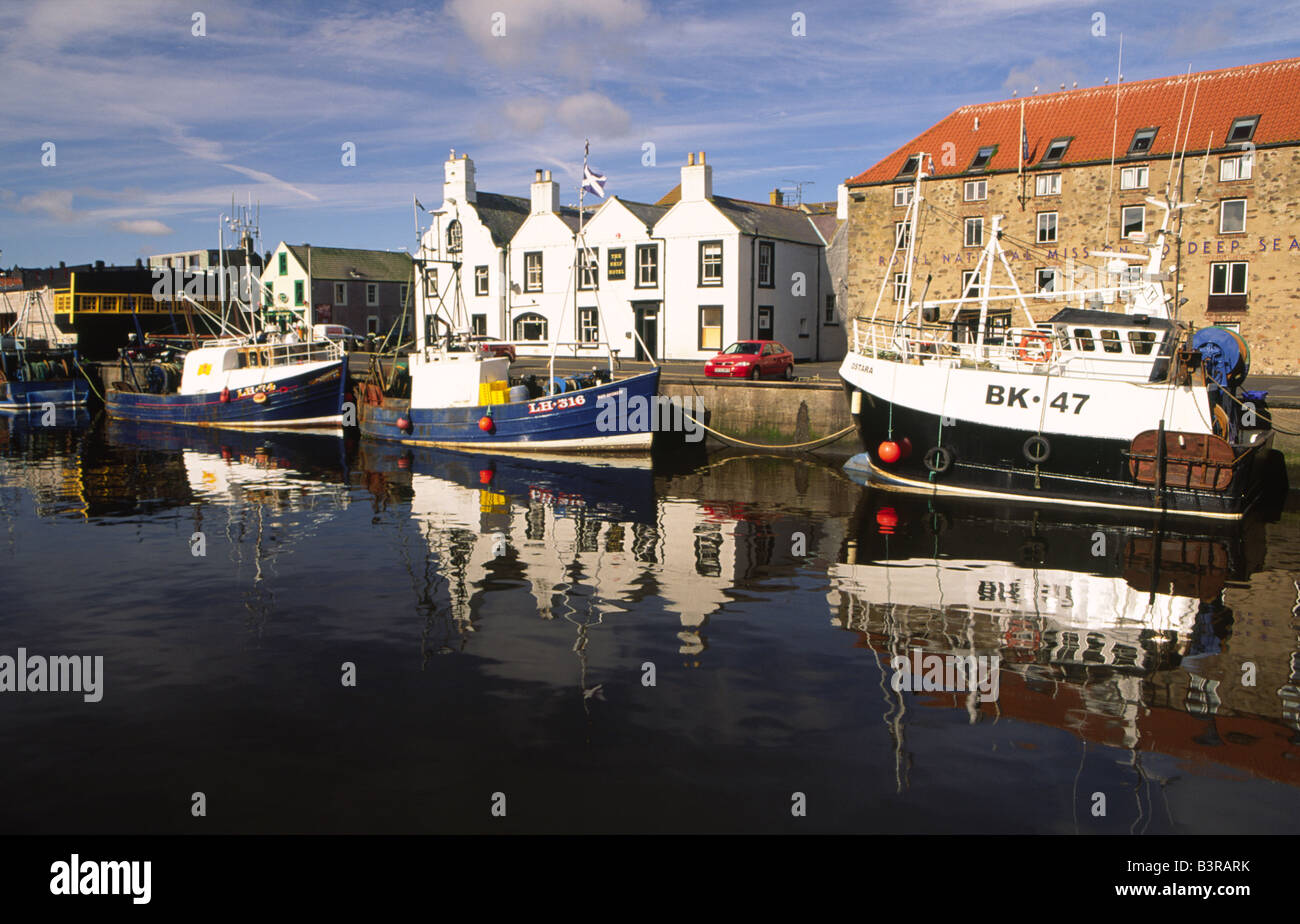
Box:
[105,360,347,430]
[839,372,1276,520]
[359,368,661,452]
[0,378,91,411]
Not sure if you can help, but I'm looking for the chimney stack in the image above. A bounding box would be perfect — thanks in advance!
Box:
[682,149,712,201]
[444,150,477,204]
[531,169,559,214]
[769,188,783,206]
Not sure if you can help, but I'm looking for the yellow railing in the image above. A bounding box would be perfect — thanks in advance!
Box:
[53,290,224,316]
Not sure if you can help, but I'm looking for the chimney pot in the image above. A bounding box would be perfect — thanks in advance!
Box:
[687,152,695,166]
[544,169,552,181]
[535,169,543,181]
[698,151,706,164]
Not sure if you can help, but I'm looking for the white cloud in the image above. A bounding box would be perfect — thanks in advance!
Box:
[16,190,77,223]
[556,92,631,138]
[112,219,174,235]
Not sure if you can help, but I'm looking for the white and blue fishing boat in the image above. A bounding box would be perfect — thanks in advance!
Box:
[0,290,90,412]
[359,146,660,452]
[105,209,347,431]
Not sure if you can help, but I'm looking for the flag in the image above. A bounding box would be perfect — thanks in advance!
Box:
[581,163,606,199]
[414,196,426,211]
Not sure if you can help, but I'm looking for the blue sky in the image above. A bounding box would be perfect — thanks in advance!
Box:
[3,0,1299,267]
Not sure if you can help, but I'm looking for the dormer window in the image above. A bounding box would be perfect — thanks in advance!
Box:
[1226,115,1259,145]
[1040,137,1071,164]
[897,154,921,177]
[968,145,997,171]
[1128,127,1158,155]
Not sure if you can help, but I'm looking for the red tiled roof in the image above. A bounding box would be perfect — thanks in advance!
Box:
[847,57,1300,186]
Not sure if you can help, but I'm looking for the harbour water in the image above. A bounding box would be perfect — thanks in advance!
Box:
[2,413,1298,834]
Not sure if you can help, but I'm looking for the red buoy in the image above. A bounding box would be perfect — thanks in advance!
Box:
[899,437,912,460]
[396,416,412,432]
[478,415,495,433]
[479,469,494,485]
[877,440,901,464]
[219,387,230,403]
[876,507,899,534]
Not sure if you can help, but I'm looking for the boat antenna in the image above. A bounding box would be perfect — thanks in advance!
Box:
[1103,33,1122,248]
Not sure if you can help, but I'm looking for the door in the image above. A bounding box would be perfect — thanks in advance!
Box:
[633,302,659,361]
[757,305,773,340]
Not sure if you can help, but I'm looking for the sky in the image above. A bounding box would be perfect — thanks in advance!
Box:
[2,0,1299,268]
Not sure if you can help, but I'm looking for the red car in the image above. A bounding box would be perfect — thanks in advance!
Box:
[703,340,795,380]
[464,336,517,362]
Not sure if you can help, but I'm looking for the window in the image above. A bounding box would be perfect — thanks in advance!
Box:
[969,145,996,171]
[698,305,723,351]
[334,282,347,305]
[513,312,548,341]
[1210,262,1248,295]
[961,270,979,299]
[293,280,304,306]
[1041,137,1071,163]
[1226,115,1259,145]
[1128,330,1157,355]
[894,186,914,207]
[895,221,911,248]
[471,314,487,336]
[474,266,488,296]
[445,219,462,253]
[1035,268,1058,294]
[607,248,626,281]
[278,252,287,275]
[579,247,598,290]
[1120,165,1148,189]
[173,256,185,269]
[188,254,200,267]
[1220,198,1247,233]
[524,252,543,292]
[578,306,599,343]
[893,273,907,302]
[399,283,408,306]
[423,266,438,297]
[699,241,723,286]
[1036,211,1057,244]
[758,241,775,288]
[635,244,658,287]
[964,217,984,248]
[367,315,380,336]
[1100,329,1122,353]
[1073,328,1096,351]
[799,317,809,338]
[964,179,987,201]
[897,154,921,177]
[366,283,378,306]
[1035,173,1061,196]
[757,305,773,338]
[824,293,837,324]
[1121,205,1145,239]
[1219,154,1253,181]
[1128,127,1157,155]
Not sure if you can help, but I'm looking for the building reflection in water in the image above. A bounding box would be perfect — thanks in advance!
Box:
[828,492,1299,816]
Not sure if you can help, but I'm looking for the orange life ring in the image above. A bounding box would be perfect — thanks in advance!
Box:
[1017,331,1055,364]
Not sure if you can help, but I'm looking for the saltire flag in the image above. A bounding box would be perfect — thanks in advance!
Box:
[414,196,426,211]
[582,163,606,199]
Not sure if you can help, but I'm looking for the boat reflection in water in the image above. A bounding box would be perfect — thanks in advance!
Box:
[829,493,1298,813]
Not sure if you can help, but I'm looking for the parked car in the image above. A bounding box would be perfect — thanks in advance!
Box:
[703,340,794,380]
[311,324,363,348]
[465,335,517,362]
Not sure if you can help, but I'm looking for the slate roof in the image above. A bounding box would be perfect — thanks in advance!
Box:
[469,192,531,247]
[618,198,669,228]
[285,245,412,282]
[654,184,822,245]
[848,57,1300,186]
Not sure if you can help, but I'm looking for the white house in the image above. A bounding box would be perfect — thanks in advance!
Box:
[654,152,830,361]
[416,151,530,343]
[505,170,585,355]
[576,196,668,360]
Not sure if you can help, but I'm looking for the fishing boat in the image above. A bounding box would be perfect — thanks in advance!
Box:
[358,145,660,451]
[105,209,347,431]
[0,290,90,412]
[838,154,1281,520]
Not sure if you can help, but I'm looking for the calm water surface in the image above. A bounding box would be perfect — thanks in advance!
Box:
[2,413,1298,833]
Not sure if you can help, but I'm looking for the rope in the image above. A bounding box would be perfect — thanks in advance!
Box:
[1217,383,1300,435]
[681,413,856,450]
[73,357,105,402]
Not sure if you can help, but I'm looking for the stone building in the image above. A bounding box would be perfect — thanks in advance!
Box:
[844,57,1300,375]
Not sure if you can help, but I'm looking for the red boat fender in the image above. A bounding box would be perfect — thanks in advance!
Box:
[219,387,230,403]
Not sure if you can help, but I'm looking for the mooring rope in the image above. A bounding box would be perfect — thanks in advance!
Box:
[681,412,856,450]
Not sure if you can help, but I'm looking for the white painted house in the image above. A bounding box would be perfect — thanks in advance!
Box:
[416,151,530,342]
[577,196,668,360]
[506,170,585,356]
[655,152,829,360]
